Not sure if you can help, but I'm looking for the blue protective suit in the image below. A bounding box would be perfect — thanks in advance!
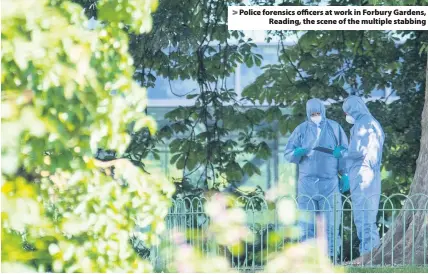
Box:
[341,96,385,255]
[284,99,348,258]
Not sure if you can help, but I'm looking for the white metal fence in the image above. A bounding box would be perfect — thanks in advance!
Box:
[148,194,428,272]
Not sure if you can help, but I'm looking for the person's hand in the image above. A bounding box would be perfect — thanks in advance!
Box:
[339,174,350,193]
[333,146,345,158]
[293,147,308,157]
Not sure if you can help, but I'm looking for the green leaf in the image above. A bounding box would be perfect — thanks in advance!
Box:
[265,107,282,122]
[158,126,173,139]
[245,55,254,67]
[169,139,182,152]
[254,56,262,67]
[225,162,243,181]
[243,162,261,177]
[256,142,271,160]
[186,153,198,171]
[170,153,181,165]
[176,155,186,169]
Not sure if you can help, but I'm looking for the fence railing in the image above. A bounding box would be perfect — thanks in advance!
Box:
[148,194,428,272]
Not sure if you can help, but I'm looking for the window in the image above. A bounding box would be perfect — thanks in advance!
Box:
[146,70,235,107]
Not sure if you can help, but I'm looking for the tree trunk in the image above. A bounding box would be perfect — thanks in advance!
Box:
[353,53,428,266]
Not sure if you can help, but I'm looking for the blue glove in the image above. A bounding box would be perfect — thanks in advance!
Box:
[339,174,350,193]
[333,146,345,159]
[293,147,308,157]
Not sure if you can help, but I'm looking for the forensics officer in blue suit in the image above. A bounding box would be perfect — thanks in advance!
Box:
[285,98,349,260]
[333,95,385,255]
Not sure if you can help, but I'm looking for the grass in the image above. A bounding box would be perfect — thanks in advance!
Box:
[346,266,428,273]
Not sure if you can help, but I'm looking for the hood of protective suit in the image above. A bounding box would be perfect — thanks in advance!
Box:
[306,98,326,121]
[342,96,371,120]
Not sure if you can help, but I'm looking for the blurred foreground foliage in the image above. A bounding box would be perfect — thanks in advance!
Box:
[164,193,343,273]
[1,0,175,272]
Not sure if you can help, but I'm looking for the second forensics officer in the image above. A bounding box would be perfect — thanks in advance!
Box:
[333,96,385,255]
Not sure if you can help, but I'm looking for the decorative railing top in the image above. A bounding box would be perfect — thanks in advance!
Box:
[168,193,428,212]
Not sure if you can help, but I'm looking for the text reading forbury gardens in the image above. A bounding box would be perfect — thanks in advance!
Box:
[239,8,427,26]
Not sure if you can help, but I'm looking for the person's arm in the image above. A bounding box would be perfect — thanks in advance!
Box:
[337,125,349,175]
[341,121,376,161]
[284,126,303,164]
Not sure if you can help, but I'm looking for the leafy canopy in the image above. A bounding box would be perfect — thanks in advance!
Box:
[127,0,273,189]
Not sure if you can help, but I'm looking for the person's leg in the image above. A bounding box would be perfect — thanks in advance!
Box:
[297,178,318,242]
[329,192,342,261]
[350,168,381,255]
[318,178,342,260]
[361,184,381,255]
[298,195,317,241]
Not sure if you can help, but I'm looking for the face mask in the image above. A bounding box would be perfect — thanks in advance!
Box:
[346,115,355,124]
[311,116,322,125]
